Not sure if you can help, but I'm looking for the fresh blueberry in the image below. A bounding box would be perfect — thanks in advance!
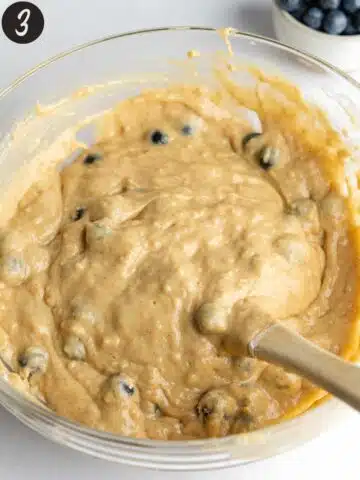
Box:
[107,374,137,400]
[123,383,135,395]
[343,19,357,34]
[342,0,360,14]
[181,124,193,136]
[118,379,135,397]
[72,207,86,221]
[197,404,212,421]
[196,389,238,436]
[18,354,28,368]
[302,7,324,30]
[319,0,341,8]
[150,130,169,145]
[291,6,307,20]
[353,10,360,31]
[278,0,303,12]
[84,153,101,165]
[323,9,348,34]
[242,132,261,149]
[18,347,48,377]
[258,146,280,170]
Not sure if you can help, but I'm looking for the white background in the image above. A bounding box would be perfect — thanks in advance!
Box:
[0,0,360,478]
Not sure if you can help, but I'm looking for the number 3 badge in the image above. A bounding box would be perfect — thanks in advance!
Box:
[2,2,44,44]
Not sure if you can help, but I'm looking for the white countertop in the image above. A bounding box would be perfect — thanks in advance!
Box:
[0,0,359,478]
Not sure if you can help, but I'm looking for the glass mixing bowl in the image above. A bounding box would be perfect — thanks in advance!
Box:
[0,27,359,471]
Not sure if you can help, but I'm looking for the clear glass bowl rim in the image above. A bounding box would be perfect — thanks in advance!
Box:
[0,25,358,462]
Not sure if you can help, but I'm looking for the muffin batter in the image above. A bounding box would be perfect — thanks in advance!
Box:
[0,77,358,440]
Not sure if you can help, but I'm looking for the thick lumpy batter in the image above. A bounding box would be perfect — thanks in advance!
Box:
[0,83,358,440]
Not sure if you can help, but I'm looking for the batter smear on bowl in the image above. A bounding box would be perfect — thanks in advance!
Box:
[0,71,359,440]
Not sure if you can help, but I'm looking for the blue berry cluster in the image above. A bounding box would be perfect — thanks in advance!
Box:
[278,0,360,34]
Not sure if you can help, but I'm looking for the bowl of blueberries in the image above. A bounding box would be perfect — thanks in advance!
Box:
[273,0,360,71]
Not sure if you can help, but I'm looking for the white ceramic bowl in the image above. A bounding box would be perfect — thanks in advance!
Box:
[272,1,360,72]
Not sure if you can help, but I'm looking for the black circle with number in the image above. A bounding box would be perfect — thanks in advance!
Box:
[2,2,44,44]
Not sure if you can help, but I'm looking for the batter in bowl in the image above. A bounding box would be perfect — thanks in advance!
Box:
[0,73,358,440]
